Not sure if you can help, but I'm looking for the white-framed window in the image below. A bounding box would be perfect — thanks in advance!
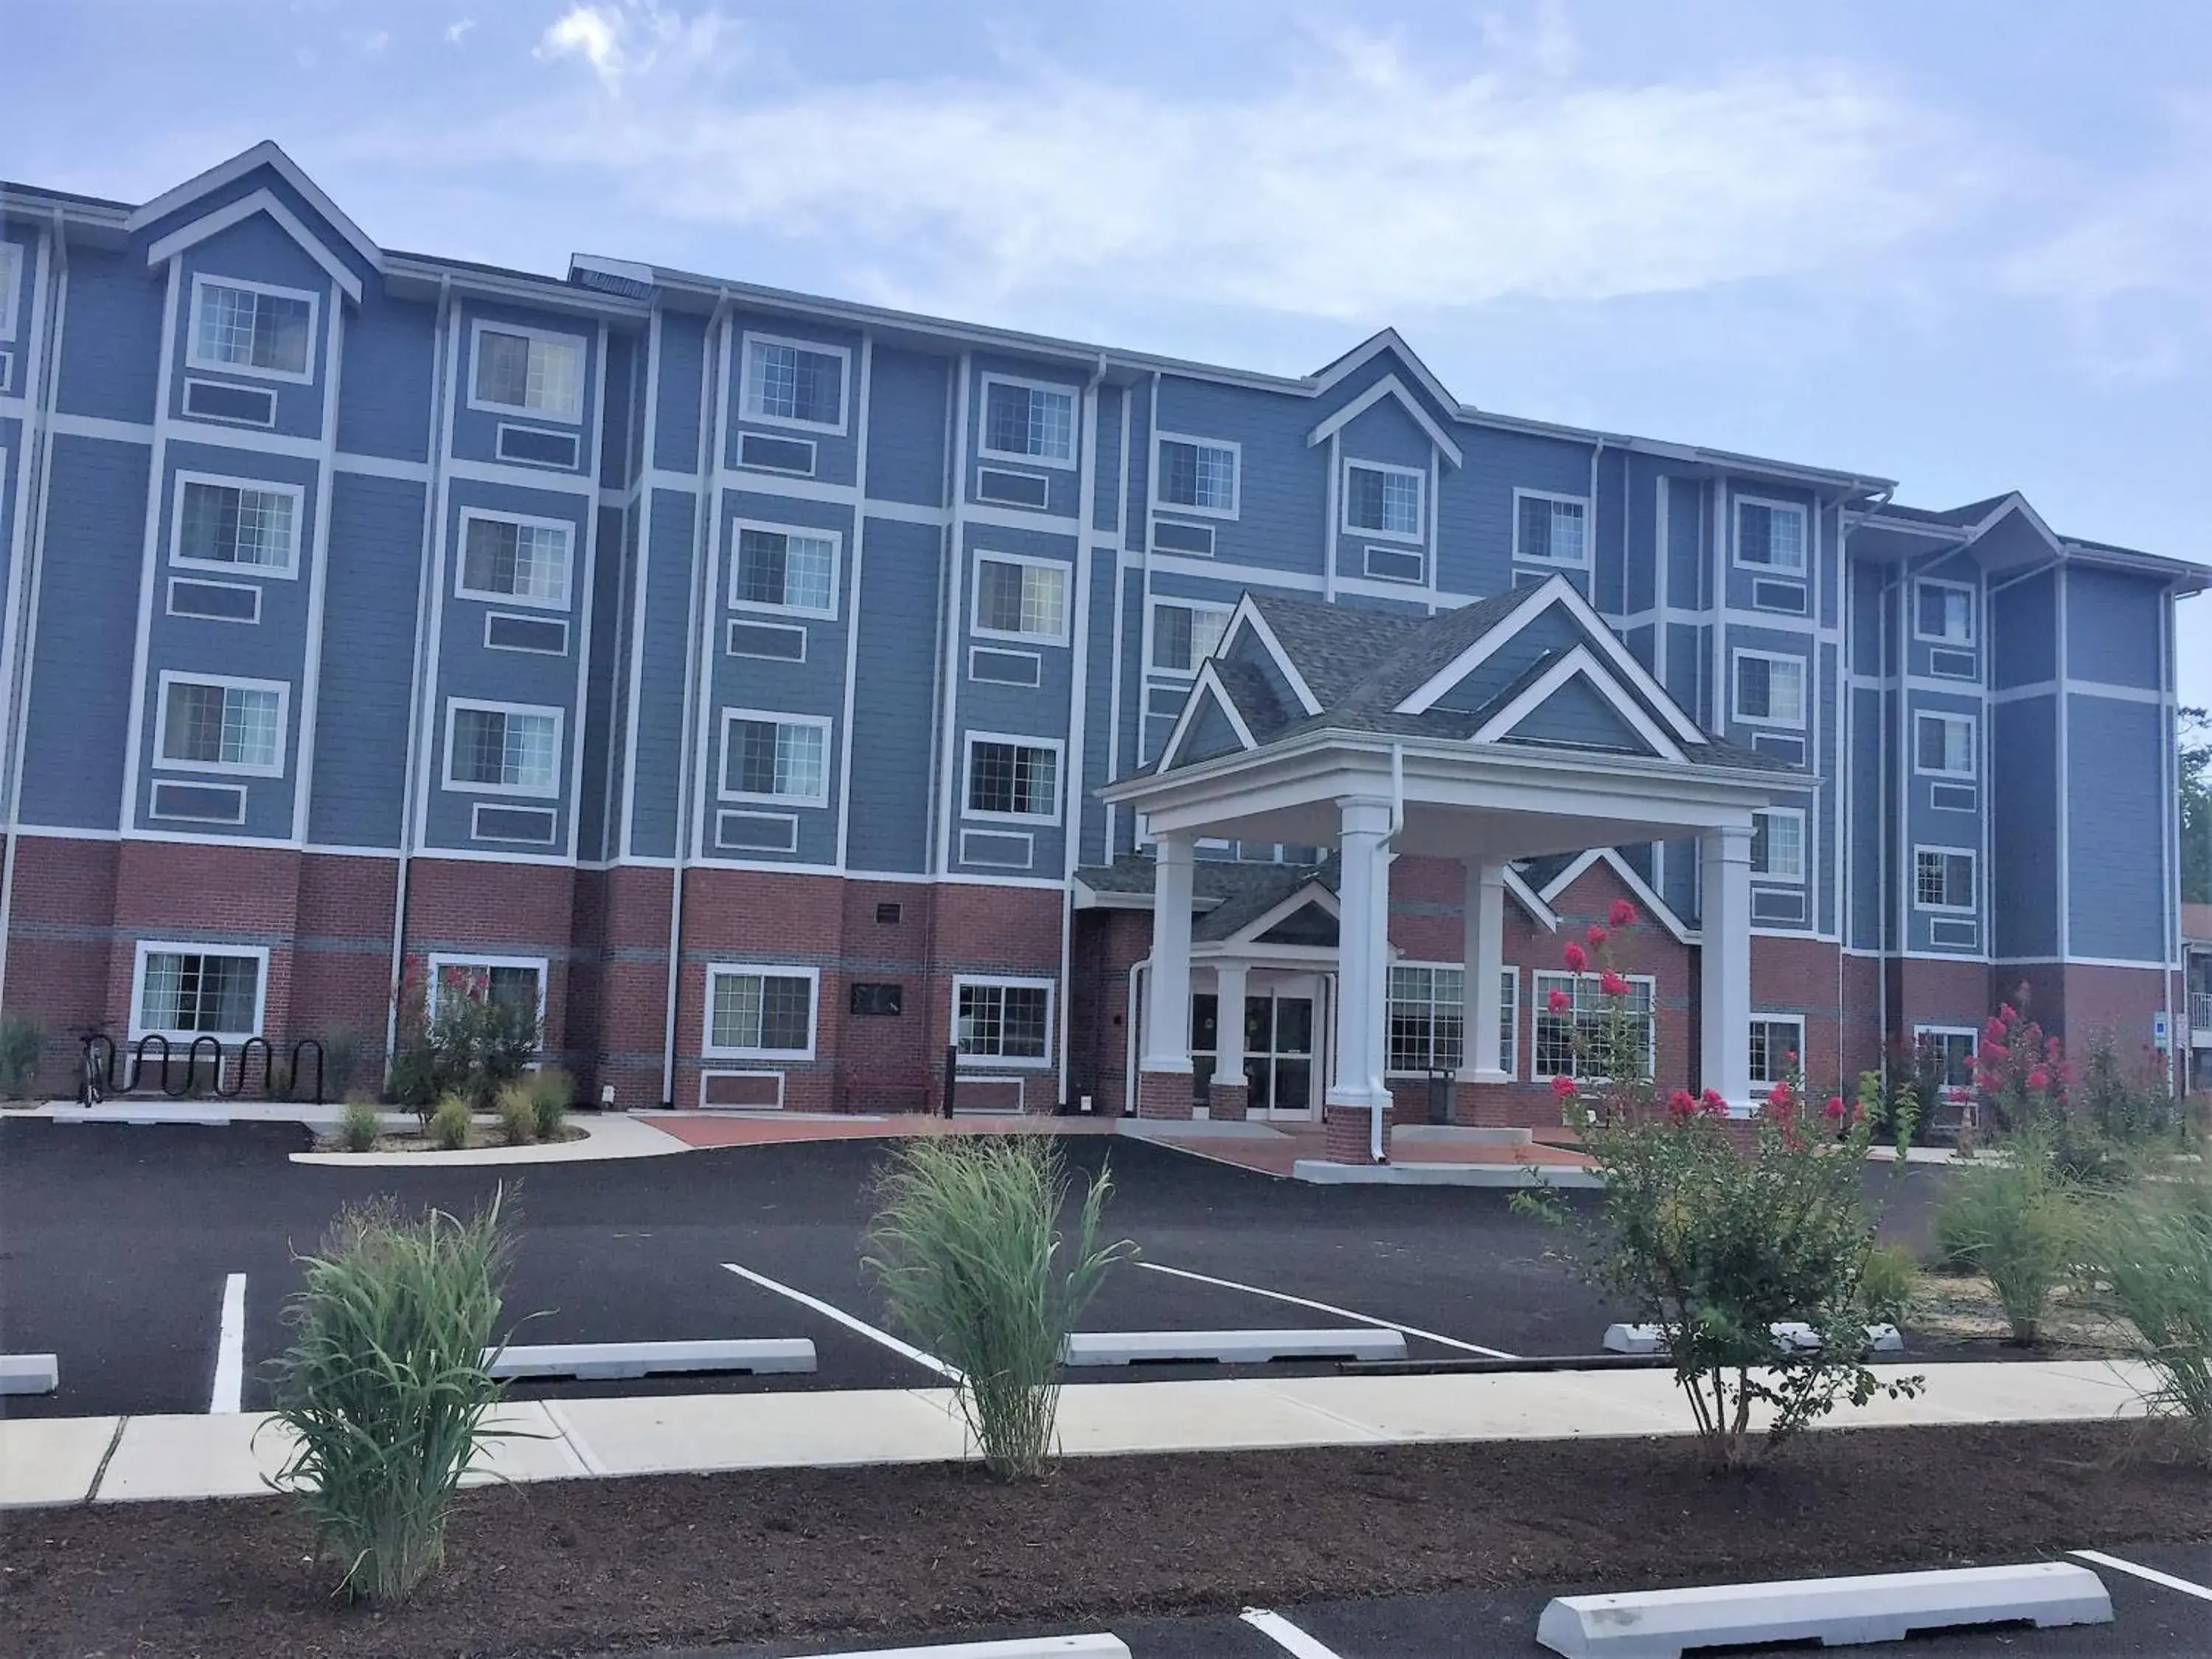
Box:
[1750,807,1806,882]
[187,275,317,383]
[954,975,1054,1066]
[1732,649,1806,728]
[1915,578,1976,645]
[170,473,302,577]
[456,509,573,609]
[964,732,1061,823]
[719,709,831,806]
[979,373,1076,466]
[1513,488,1589,564]
[1734,495,1808,574]
[1915,1025,1978,1093]
[1498,967,1519,1078]
[130,941,268,1041]
[1914,710,1977,778]
[731,522,839,619]
[426,953,546,1034]
[1387,964,1465,1074]
[1914,846,1977,913]
[740,331,849,434]
[155,672,288,777]
[1147,598,1231,675]
[704,962,819,1060]
[468,320,585,422]
[971,552,1069,644]
[1748,1015,1805,1088]
[444,700,562,797]
[1531,970,1656,1080]
[0,240,21,340]
[1155,433,1239,517]
[1343,459,1425,541]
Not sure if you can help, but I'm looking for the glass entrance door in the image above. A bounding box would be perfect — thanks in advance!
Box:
[1242,985,1315,1120]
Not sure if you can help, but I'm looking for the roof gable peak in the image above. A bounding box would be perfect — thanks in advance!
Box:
[1310,327,1464,419]
[126,141,382,289]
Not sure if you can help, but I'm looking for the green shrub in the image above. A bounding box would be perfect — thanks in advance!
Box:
[318,1029,368,1102]
[493,1084,536,1147]
[2087,1166,2212,1461]
[269,1189,517,1602]
[524,1066,572,1141]
[389,979,539,1115]
[2078,1032,2183,1148]
[338,1097,383,1154]
[865,1136,1135,1478]
[1856,1242,1919,1327]
[428,1094,473,1152]
[0,1013,44,1099]
[1933,1136,2080,1343]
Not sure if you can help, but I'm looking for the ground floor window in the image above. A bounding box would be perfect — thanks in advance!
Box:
[427,955,546,1027]
[1497,969,1519,1077]
[1531,970,1655,1080]
[1387,964,1464,1073]
[1748,1015,1805,1087]
[955,977,1052,1065]
[1915,1025,1978,1093]
[706,964,818,1060]
[131,943,266,1040]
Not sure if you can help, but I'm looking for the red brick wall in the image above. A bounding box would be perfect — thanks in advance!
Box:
[1747,934,1848,1094]
[1070,908,1148,1115]
[0,836,119,1093]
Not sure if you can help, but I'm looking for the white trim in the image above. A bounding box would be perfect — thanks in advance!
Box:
[1152,431,1241,519]
[1913,709,1978,779]
[716,707,834,807]
[470,801,559,844]
[951,973,1057,1068]
[1339,455,1425,543]
[737,329,852,436]
[440,698,564,799]
[1468,644,1687,762]
[453,506,575,611]
[1747,1013,1806,1088]
[1145,594,1235,677]
[727,516,843,622]
[184,274,319,386]
[128,939,270,1043]
[1731,646,1808,729]
[1535,847,1696,945]
[976,370,1078,467]
[166,576,262,625]
[1752,805,1807,883]
[1303,370,1464,467]
[1912,1023,1980,1093]
[1731,493,1809,577]
[1383,958,1468,1078]
[1530,968,1658,1080]
[1217,880,1340,949]
[1913,575,1978,646]
[1218,596,1324,715]
[703,961,821,1061]
[1511,487,1591,566]
[152,670,291,779]
[699,1069,787,1110]
[465,317,587,424]
[1158,661,1260,771]
[126,142,384,275]
[961,728,1065,824]
[167,470,305,578]
[425,952,549,1028]
[835,332,874,872]
[1912,842,1978,914]
[0,240,20,340]
[969,547,1072,645]
[146,187,364,303]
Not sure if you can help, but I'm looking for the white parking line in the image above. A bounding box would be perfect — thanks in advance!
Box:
[1241,1608,1346,1658]
[2071,1549,2212,1603]
[1139,1262,1519,1360]
[209,1273,246,1413]
[720,1262,963,1383]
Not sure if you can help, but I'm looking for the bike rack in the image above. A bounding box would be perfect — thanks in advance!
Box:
[132,1034,172,1096]
[220,1036,274,1099]
[78,1031,331,1105]
[178,1035,221,1097]
[288,1038,324,1105]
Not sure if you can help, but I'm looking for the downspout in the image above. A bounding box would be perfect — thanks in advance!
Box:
[1374,740,1406,1163]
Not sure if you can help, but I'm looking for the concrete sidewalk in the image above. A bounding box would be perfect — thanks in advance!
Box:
[0,1360,2152,1509]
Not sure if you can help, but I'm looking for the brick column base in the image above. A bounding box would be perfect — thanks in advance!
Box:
[1137,1070,1197,1120]
[1208,1079,1249,1121]
[1323,1102,1386,1163]
[1453,1079,1526,1128]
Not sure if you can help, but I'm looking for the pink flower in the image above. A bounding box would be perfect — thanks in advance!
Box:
[1823,1095,1846,1121]
[1700,1089,1729,1117]
[1997,1002,2018,1026]
[1983,1018,2008,1048]
[1546,988,1572,1015]
[1608,897,1638,928]
[2027,1068,2050,1091]
[1550,1074,1579,1102]
[1585,924,1608,948]
[1599,970,1631,998]
[1667,1088,1698,1121]
[1562,942,1587,973]
[2044,1035,2064,1062]
[1764,1079,1795,1115]
[1784,1048,1798,1066]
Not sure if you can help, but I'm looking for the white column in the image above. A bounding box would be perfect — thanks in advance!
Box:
[1141,832,1196,1074]
[1700,821,1755,1113]
[1463,859,1510,1083]
[1328,796,1394,1110]
[1214,961,1248,1088]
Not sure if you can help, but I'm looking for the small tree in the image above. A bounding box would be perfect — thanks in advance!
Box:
[389,970,538,1116]
[0,1012,44,1099]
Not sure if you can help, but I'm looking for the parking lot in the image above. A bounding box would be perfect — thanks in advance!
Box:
[0,1116,1960,1419]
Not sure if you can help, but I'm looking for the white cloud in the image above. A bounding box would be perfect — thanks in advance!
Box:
[446,18,476,46]
[535,1,737,92]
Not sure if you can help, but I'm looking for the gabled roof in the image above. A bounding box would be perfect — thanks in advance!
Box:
[1538,848,1696,945]
[145,187,366,302]
[125,141,383,282]
[1307,372,1464,467]
[1309,327,1467,422]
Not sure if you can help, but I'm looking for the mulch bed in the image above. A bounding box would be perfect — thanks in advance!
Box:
[3,1421,2206,1658]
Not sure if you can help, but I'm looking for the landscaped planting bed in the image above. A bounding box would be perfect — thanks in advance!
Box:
[4,1420,2206,1658]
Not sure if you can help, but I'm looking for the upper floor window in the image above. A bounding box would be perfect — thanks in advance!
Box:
[189,276,315,382]
[459,512,572,609]
[472,323,584,422]
[965,735,1060,821]
[1736,497,1807,574]
[173,476,300,576]
[1387,964,1464,1074]
[720,711,830,805]
[973,554,1068,644]
[955,976,1053,1062]
[1514,490,1588,563]
[706,963,818,1059]
[0,240,21,340]
[741,334,847,433]
[1915,580,1975,645]
[156,672,287,776]
[1150,599,1230,675]
[1915,711,1975,778]
[1156,434,1239,516]
[1343,461,1423,540]
[133,944,265,1040]
[1914,846,1976,912]
[732,525,837,618]
[446,700,561,796]
[1750,807,1805,881]
[980,375,1075,465]
[1733,650,1806,727]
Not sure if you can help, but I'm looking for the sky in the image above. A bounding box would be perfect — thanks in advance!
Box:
[8,0,2209,703]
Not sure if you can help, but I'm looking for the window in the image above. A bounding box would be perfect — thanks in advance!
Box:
[471,323,584,421]
[720,712,830,805]
[427,955,545,1033]
[1387,965,1464,1074]
[446,701,561,796]
[731,525,837,617]
[1150,600,1230,674]
[189,277,314,380]
[1748,1016,1805,1087]
[458,512,571,608]
[1750,807,1806,881]
[0,240,20,339]
[1916,1026,1977,1093]
[955,977,1053,1064]
[156,673,286,776]
[1498,969,1519,1077]
[972,554,1068,643]
[1532,971,1655,1080]
[1733,651,1806,727]
[980,375,1075,465]
[706,964,818,1058]
[1343,461,1423,539]
[173,476,299,575]
[1915,711,1976,778]
[741,333,847,432]
[965,736,1060,821]
[1514,490,1588,563]
[1735,498,1807,574]
[1155,434,1239,516]
[131,944,265,1040]
[1914,846,1976,912]
[1915,580,1975,645]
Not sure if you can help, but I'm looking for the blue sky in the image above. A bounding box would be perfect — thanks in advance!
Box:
[11,1,2209,701]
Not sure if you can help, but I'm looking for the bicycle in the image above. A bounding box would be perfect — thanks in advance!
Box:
[77,1026,111,1107]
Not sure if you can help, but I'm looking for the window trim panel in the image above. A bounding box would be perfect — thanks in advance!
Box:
[976,371,1079,468]
[1340,456,1427,543]
[129,939,270,1042]
[703,961,821,1061]
[970,549,1071,646]
[465,318,588,425]
[1731,493,1810,576]
[453,507,576,611]
[1731,647,1808,730]
[440,698,565,799]
[153,670,290,779]
[950,973,1057,1068]
[727,518,843,622]
[168,470,305,580]
[1511,487,1592,566]
[961,729,1065,826]
[717,707,834,807]
[737,330,852,437]
[184,273,320,386]
[1152,431,1242,519]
